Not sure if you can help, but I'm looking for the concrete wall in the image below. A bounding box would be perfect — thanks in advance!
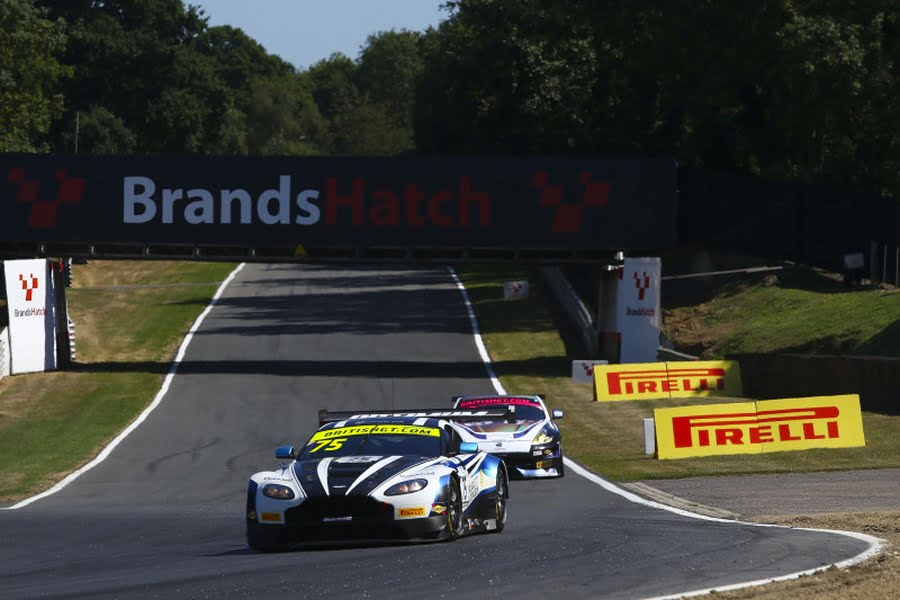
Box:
[731,353,900,413]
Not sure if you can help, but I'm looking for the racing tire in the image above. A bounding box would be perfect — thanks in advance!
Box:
[556,454,566,477]
[445,477,463,541]
[492,467,508,533]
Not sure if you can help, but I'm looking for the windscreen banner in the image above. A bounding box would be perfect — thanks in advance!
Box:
[654,394,865,459]
[616,257,661,362]
[0,154,677,252]
[594,360,743,401]
[3,259,58,374]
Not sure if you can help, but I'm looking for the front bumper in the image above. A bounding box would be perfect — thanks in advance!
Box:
[487,446,563,478]
[249,496,451,546]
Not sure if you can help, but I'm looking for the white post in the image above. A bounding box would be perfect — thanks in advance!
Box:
[643,418,656,455]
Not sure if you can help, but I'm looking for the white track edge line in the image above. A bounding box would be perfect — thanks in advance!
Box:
[4,262,247,510]
[447,267,505,395]
[447,265,888,600]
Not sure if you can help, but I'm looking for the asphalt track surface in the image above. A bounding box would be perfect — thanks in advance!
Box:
[0,264,873,599]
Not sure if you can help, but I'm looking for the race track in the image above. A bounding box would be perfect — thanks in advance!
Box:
[0,264,872,599]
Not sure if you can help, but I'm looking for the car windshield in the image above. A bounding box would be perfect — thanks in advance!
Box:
[299,423,443,459]
[458,400,545,422]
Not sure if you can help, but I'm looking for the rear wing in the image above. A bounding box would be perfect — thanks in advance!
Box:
[318,408,507,425]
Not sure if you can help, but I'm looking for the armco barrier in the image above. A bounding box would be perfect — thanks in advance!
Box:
[730,353,900,414]
[540,266,598,357]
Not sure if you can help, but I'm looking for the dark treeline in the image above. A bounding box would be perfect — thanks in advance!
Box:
[1,0,896,196]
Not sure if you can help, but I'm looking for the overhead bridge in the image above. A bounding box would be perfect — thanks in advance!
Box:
[1,154,677,263]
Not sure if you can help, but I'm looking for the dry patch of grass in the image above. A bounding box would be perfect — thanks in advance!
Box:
[0,260,235,503]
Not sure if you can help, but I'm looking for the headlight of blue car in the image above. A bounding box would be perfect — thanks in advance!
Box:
[384,479,428,496]
[531,430,555,446]
[262,484,295,500]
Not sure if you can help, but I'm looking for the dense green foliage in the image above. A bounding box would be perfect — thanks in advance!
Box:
[1,0,896,195]
[0,0,69,151]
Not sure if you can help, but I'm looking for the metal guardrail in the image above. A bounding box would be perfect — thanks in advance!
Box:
[539,267,598,357]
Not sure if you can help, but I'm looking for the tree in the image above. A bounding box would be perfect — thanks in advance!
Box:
[0,0,69,152]
[355,30,425,150]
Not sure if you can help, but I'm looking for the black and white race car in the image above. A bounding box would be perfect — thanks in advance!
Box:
[451,395,565,478]
[246,409,510,550]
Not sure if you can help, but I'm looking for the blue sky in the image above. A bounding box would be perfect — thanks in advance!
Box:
[191,1,450,70]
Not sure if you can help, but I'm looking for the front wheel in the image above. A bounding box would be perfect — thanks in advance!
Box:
[492,468,507,533]
[445,478,463,540]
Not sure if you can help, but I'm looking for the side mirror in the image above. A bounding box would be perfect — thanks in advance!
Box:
[275,445,296,460]
[552,410,564,419]
[459,442,478,454]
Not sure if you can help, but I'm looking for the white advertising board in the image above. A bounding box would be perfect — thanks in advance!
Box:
[503,280,530,300]
[571,359,609,384]
[616,257,660,363]
[3,259,58,374]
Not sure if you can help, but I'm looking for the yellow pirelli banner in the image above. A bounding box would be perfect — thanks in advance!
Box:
[594,360,743,401]
[654,394,865,459]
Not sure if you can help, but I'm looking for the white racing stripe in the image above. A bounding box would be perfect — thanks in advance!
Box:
[3,263,247,510]
[345,455,400,495]
[316,457,335,496]
[447,265,887,600]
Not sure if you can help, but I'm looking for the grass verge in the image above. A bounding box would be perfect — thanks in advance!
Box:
[0,260,236,503]
[452,264,900,481]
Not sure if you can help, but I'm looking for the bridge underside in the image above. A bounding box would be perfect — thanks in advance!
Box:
[0,242,626,264]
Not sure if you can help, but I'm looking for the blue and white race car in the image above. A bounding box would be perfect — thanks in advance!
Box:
[246,409,510,550]
[451,395,565,478]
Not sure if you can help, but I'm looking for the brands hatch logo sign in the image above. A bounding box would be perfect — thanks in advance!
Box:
[625,271,655,317]
[123,171,612,234]
[8,165,613,235]
[633,272,651,300]
[532,171,611,233]
[19,273,39,301]
[9,168,86,228]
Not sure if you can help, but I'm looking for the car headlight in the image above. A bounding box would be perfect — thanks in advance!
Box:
[384,479,428,496]
[532,431,554,445]
[262,483,295,500]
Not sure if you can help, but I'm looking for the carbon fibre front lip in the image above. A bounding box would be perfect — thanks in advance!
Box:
[248,514,450,544]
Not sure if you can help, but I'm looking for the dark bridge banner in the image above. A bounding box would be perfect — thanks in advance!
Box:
[0,154,676,259]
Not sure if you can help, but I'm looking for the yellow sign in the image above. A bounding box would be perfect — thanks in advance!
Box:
[654,394,865,459]
[309,424,439,442]
[398,507,426,518]
[594,360,742,401]
[260,512,282,522]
